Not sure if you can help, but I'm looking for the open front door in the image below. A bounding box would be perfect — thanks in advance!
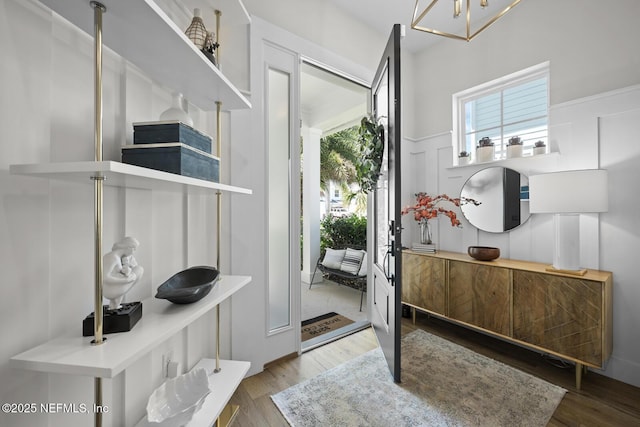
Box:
[369,24,402,383]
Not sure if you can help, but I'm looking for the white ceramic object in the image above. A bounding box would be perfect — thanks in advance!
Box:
[507,144,523,158]
[146,367,211,426]
[533,146,546,155]
[476,145,494,163]
[159,93,194,127]
[103,237,144,310]
[458,155,470,166]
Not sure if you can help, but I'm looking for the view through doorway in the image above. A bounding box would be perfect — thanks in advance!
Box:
[300,61,371,350]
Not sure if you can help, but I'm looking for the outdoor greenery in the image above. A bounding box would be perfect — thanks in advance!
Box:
[319,127,367,215]
[320,213,367,252]
[356,115,385,193]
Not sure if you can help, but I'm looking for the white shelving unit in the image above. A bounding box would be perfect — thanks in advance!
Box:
[10,276,251,378]
[135,359,250,427]
[10,1,253,426]
[10,161,252,195]
[38,0,250,111]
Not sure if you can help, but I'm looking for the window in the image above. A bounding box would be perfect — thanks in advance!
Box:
[453,62,549,164]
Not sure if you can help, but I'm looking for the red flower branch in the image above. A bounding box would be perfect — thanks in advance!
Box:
[401,192,481,227]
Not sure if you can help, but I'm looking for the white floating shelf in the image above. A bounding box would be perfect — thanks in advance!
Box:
[10,161,252,195]
[447,151,560,169]
[38,0,250,111]
[135,358,250,427]
[10,275,251,378]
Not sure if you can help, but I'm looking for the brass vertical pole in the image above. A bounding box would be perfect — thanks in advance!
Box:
[91,0,106,346]
[90,3,106,427]
[216,101,222,272]
[214,100,222,374]
[214,10,221,66]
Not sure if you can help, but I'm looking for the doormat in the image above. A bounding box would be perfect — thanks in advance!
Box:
[301,312,354,341]
[274,329,566,426]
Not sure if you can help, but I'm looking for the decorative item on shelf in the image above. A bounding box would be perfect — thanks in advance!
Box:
[185,8,207,50]
[476,137,495,163]
[125,121,219,182]
[146,367,211,426]
[356,114,385,193]
[122,143,220,182]
[201,31,219,67]
[506,136,523,158]
[529,169,608,275]
[402,192,481,246]
[155,266,220,304]
[468,245,501,261]
[82,237,144,336]
[159,93,194,127]
[458,151,471,166]
[533,140,547,155]
[133,120,212,153]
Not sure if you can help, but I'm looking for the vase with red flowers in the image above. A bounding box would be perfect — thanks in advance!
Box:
[402,193,481,244]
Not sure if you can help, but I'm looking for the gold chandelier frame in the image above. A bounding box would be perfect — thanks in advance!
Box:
[411,0,522,42]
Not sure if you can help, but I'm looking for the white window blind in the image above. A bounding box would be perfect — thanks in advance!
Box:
[454,62,549,163]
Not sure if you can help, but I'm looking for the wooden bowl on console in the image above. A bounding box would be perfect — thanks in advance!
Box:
[468,246,500,261]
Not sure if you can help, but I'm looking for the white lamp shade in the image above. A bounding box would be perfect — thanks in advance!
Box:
[529,169,608,214]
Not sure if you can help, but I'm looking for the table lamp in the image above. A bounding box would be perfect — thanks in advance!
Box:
[529,169,608,275]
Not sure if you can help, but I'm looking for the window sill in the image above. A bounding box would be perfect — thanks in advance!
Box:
[448,151,558,169]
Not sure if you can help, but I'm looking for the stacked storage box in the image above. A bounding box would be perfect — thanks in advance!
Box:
[122,121,219,182]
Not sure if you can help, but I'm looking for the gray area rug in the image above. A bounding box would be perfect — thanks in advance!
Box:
[272,329,566,426]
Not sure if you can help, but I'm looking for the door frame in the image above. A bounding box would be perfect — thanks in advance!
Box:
[231,16,376,375]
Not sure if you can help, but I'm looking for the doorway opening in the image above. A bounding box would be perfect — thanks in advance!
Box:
[300,60,371,350]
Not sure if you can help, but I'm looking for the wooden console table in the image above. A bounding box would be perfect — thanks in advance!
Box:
[402,250,613,390]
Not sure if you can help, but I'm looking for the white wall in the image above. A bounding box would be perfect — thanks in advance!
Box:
[242,0,385,75]
[404,0,640,388]
[409,0,640,139]
[0,1,232,426]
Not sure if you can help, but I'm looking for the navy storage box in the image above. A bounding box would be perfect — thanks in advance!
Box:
[133,121,212,153]
[122,143,219,182]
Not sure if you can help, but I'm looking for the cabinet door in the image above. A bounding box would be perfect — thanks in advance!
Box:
[513,271,603,366]
[402,253,446,315]
[448,260,511,335]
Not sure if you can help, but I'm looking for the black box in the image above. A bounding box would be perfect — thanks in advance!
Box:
[133,121,212,153]
[82,301,143,336]
[122,143,220,182]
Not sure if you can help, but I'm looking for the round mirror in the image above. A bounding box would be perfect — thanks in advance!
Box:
[460,167,530,233]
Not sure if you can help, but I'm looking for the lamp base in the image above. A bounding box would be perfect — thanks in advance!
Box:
[544,265,587,276]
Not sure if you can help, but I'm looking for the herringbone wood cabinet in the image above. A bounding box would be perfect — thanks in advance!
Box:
[402,250,613,389]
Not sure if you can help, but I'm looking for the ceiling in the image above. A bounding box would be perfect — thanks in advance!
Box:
[300,1,524,135]
[301,63,369,135]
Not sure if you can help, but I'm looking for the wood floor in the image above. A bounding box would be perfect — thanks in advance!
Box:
[228,311,640,426]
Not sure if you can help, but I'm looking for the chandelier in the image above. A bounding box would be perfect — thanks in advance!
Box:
[412,0,522,42]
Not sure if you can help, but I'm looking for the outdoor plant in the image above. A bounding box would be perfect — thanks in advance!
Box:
[320,213,367,252]
[356,114,385,194]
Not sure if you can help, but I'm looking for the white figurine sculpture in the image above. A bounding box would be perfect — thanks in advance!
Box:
[103,236,144,310]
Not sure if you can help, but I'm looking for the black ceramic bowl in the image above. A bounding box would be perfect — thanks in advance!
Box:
[155,266,220,304]
[468,246,500,261]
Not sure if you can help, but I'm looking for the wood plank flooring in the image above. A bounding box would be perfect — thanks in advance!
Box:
[228,311,640,426]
